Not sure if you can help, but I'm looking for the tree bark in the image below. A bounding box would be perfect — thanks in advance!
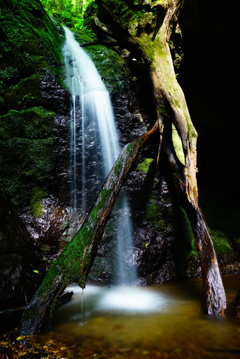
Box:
[94,0,226,315]
[163,122,226,315]
[19,121,159,335]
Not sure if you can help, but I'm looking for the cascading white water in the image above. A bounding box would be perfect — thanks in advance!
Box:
[62,27,137,285]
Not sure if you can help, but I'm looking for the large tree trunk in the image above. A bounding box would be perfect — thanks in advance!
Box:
[94,0,226,315]
[151,0,226,315]
[163,122,226,315]
[19,122,158,335]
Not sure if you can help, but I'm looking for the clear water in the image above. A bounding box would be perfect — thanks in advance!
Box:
[62,27,137,284]
[46,275,240,358]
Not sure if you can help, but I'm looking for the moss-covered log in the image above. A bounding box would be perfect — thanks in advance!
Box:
[19,121,158,335]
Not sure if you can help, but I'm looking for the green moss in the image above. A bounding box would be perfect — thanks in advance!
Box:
[30,187,47,217]
[126,139,142,155]
[114,159,123,176]
[172,124,185,165]
[188,231,235,258]
[0,104,56,203]
[177,206,196,258]
[199,189,240,257]
[90,206,99,223]
[126,143,134,154]
[152,0,167,5]
[0,106,54,207]
[182,210,235,258]
[144,198,170,230]
[90,189,112,222]
[60,221,95,286]
[0,0,63,113]
[146,201,158,220]
[0,107,55,139]
[0,66,19,80]
[0,0,65,210]
[83,44,131,93]
[137,158,155,173]
[210,229,235,256]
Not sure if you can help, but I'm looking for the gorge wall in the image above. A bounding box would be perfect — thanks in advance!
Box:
[0,0,239,331]
[178,0,240,257]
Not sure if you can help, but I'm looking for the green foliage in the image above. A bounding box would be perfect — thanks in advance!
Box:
[40,0,94,31]
[0,0,63,80]
[0,0,16,12]
[0,66,18,81]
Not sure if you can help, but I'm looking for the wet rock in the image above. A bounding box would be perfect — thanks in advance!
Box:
[0,190,44,331]
[184,256,202,278]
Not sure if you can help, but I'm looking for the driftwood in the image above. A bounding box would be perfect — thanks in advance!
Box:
[19,122,159,335]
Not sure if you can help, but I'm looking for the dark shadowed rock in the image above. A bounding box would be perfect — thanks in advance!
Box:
[0,190,44,332]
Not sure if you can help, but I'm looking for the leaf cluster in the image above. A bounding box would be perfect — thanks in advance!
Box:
[40,0,94,31]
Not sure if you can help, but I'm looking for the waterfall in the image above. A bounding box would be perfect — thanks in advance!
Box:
[62,27,137,285]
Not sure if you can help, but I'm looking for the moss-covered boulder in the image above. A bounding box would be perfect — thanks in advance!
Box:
[0,0,68,207]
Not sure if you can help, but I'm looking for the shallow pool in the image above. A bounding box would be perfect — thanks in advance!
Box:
[44,275,240,358]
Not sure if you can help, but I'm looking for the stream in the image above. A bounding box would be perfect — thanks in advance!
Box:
[39,275,240,358]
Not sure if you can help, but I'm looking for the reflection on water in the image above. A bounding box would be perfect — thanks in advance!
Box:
[46,276,240,358]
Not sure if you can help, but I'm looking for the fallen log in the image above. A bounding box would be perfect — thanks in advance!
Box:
[19,121,159,335]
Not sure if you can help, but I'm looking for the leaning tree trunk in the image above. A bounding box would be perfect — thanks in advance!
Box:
[94,0,226,315]
[163,122,226,315]
[149,0,226,315]
[19,122,158,335]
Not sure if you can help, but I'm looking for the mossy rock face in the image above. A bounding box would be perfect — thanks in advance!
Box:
[0,0,63,115]
[84,45,131,94]
[0,107,55,139]
[0,0,67,209]
[0,107,55,206]
[2,74,42,111]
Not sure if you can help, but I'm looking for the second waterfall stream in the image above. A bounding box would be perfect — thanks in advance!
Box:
[62,26,137,285]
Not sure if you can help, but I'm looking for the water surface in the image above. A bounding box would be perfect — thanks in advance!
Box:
[44,275,240,358]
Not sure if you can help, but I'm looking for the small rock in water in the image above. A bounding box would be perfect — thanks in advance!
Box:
[117,347,130,353]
